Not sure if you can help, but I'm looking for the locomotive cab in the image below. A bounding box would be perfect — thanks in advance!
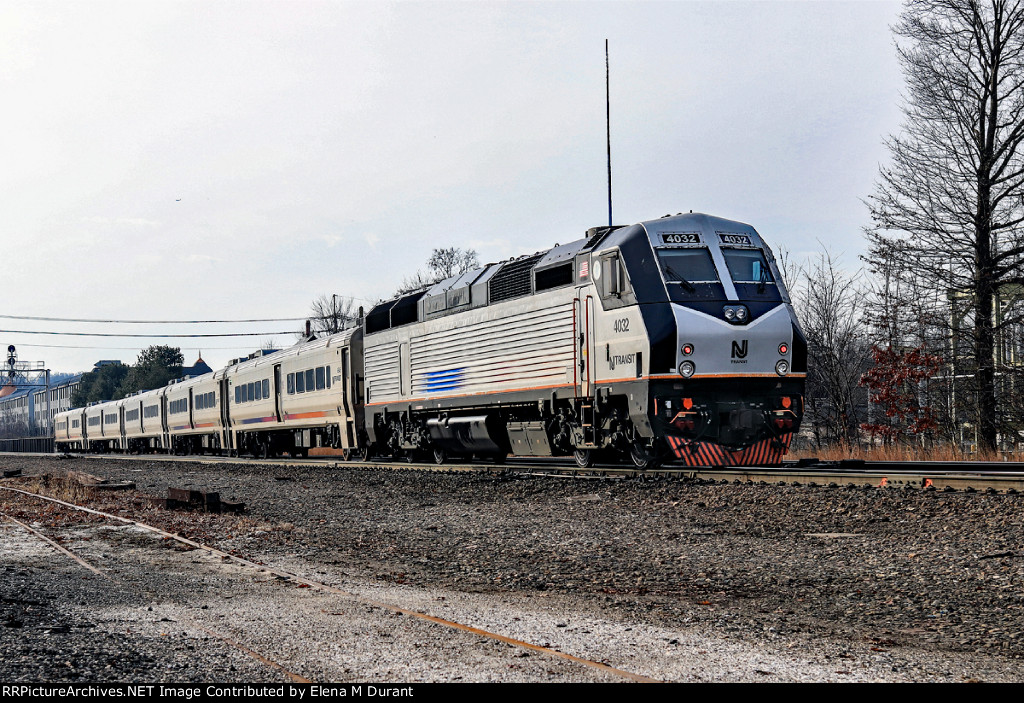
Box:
[634,213,806,464]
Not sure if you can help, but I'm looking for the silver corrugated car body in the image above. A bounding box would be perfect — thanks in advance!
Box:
[365,290,575,405]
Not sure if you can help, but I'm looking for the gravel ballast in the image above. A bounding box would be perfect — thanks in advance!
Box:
[1,454,1023,682]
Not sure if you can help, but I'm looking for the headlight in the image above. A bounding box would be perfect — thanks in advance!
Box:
[679,360,696,378]
[775,360,790,376]
[722,305,750,324]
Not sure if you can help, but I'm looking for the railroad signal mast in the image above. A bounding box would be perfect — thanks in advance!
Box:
[3,345,52,436]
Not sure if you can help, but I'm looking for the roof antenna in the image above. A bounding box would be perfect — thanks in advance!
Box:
[606,39,613,227]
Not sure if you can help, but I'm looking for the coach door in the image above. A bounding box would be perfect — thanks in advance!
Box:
[340,347,356,448]
[274,364,283,422]
[219,378,233,452]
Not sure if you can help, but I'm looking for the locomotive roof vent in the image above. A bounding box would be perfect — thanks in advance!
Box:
[488,253,542,303]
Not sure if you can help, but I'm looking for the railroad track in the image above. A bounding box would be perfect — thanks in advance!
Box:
[0,483,659,683]
[9,451,1024,493]
[6,452,1024,682]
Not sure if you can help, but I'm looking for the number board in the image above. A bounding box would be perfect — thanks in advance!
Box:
[660,232,700,245]
[718,232,753,246]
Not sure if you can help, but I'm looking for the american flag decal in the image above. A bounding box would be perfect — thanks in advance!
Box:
[580,261,589,278]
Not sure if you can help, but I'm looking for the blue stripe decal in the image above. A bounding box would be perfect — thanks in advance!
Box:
[422,368,466,393]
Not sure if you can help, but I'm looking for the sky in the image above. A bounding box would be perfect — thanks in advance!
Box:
[0,0,905,375]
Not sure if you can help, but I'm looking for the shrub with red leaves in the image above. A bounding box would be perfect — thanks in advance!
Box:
[859,344,943,443]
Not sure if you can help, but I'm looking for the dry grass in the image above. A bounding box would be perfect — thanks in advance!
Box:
[789,444,1015,462]
[22,472,98,504]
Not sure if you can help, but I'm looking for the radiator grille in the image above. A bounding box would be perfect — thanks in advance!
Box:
[488,255,541,303]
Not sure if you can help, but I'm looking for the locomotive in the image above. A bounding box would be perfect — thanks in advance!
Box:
[55,212,805,468]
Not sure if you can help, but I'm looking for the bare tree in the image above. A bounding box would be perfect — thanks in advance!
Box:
[396,247,480,295]
[862,242,959,444]
[309,294,358,335]
[792,251,871,449]
[396,270,434,295]
[865,0,1024,450]
[427,247,479,279]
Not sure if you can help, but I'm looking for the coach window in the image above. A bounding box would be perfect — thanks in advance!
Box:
[262,379,269,398]
[316,367,326,390]
[305,369,315,392]
[287,373,295,394]
[296,371,305,393]
[325,366,331,389]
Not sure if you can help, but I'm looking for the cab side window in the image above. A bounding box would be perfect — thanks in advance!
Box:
[595,251,635,309]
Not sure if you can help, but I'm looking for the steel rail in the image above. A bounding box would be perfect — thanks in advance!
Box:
[190,624,313,684]
[10,451,1024,491]
[0,500,312,683]
[1,511,109,578]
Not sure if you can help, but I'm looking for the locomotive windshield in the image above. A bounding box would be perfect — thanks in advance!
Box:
[655,248,724,301]
[721,248,781,301]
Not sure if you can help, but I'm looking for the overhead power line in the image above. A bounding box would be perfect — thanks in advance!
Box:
[10,343,275,351]
[0,314,305,324]
[0,329,298,338]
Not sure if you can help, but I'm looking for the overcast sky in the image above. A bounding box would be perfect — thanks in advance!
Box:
[1,0,904,375]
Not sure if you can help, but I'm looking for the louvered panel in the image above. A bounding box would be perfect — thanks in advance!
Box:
[364,340,400,400]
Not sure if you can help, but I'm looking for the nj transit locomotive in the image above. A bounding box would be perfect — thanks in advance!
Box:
[54,212,805,468]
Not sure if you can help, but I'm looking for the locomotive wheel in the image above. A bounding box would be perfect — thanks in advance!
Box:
[573,449,595,468]
[629,442,661,470]
[433,447,447,465]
